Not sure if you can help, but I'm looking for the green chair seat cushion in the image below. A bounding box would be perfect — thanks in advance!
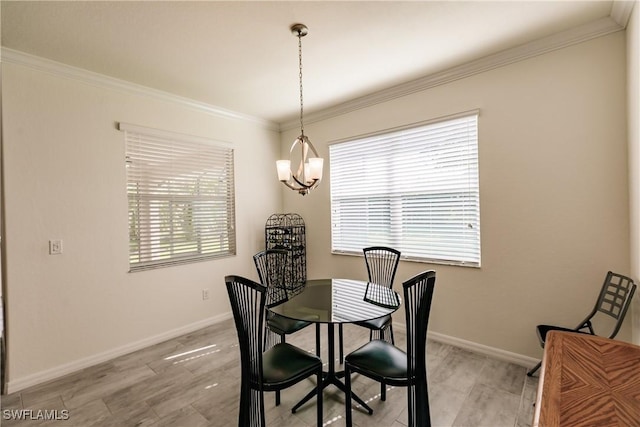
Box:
[345,339,407,380]
[267,313,311,335]
[354,314,391,331]
[262,343,322,387]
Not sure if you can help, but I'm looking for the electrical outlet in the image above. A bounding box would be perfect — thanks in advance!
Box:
[202,289,210,300]
[49,239,63,255]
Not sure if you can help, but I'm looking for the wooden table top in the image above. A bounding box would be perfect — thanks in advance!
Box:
[533,331,640,427]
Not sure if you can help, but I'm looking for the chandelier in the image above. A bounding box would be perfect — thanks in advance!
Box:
[276,23,324,196]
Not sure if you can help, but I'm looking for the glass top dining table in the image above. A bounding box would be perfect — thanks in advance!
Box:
[268,278,401,414]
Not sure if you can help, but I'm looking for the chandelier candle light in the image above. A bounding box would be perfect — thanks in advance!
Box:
[276,23,324,196]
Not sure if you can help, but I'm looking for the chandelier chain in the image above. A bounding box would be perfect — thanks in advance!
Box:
[298,32,304,136]
[277,24,322,196]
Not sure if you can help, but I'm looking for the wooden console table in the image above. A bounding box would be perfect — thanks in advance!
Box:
[533,331,640,426]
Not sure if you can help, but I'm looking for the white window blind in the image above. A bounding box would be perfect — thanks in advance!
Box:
[120,123,236,271]
[330,112,480,267]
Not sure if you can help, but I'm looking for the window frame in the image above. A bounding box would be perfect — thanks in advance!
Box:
[120,123,236,272]
[329,110,481,267]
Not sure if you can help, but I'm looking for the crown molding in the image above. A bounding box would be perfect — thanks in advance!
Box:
[610,0,636,27]
[0,48,280,132]
[1,11,626,135]
[281,16,625,131]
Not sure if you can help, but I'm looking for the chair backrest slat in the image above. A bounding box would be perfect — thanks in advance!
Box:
[592,271,637,339]
[225,275,267,426]
[253,249,289,307]
[403,270,436,427]
[596,271,635,318]
[364,246,401,288]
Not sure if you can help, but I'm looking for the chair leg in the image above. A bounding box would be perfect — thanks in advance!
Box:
[345,364,353,427]
[316,367,323,426]
[339,324,344,364]
[315,324,321,357]
[527,361,541,377]
[381,381,386,401]
[272,333,286,407]
[410,378,431,426]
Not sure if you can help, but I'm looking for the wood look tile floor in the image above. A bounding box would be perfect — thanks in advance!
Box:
[1,319,539,426]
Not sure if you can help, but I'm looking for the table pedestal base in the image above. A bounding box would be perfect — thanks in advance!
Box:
[291,324,373,415]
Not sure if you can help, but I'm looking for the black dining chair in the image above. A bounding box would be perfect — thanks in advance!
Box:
[344,270,436,427]
[526,270,636,377]
[225,275,323,427]
[339,246,401,363]
[253,250,318,353]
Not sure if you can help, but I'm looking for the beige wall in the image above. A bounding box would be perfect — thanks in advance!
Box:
[628,3,640,345]
[282,32,630,359]
[1,62,281,391]
[2,16,634,393]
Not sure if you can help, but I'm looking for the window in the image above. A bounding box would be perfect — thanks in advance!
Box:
[330,111,480,267]
[120,123,236,271]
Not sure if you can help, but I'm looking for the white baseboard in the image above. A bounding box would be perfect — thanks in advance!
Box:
[7,312,232,394]
[427,330,540,368]
[9,316,538,393]
[391,323,539,368]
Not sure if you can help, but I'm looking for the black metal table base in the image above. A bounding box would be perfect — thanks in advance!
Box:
[291,324,373,415]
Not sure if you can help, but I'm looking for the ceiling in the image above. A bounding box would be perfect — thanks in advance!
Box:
[1,1,621,125]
